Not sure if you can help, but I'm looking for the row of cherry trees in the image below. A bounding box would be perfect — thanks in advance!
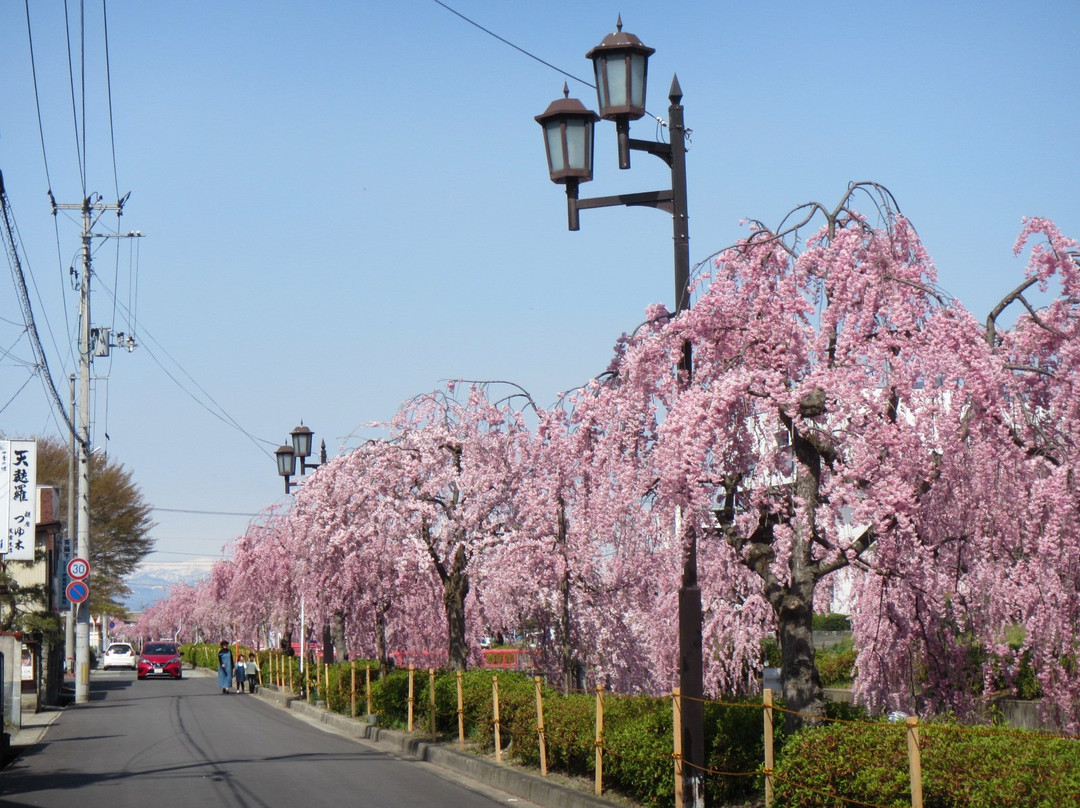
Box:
[134,185,1080,730]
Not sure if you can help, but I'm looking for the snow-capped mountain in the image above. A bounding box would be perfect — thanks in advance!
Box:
[125,558,216,611]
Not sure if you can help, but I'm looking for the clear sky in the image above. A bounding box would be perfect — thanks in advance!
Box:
[1,1,1077,590]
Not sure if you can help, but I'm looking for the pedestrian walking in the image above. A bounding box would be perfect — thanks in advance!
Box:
[217,640,233,694]
[246,653,260,693]
[234,651,247,693]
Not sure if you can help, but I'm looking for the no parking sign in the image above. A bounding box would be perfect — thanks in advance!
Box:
[66,580,89,604]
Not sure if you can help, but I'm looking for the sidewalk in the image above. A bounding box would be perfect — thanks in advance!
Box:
[1,704,63,768]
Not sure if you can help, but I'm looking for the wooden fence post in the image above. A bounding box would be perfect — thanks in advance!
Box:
[408,666,416,732]
[595,684,605,797]
[763,688,775,808]
[907,717,924,808]
[456,670,465,750]
[288,655,294,694]
[673,688,684,808]
[351,661,357,717]
[493,675,503,763]
[535,676,548,776]
[366,664,372,717]
[429,668,437,739]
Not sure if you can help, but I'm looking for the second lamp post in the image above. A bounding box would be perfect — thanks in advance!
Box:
[274,422,326,494]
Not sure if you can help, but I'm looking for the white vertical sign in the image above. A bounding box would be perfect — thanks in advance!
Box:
[0,441,8,553]
[4,440,37,560]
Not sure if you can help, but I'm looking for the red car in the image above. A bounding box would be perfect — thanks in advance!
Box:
[137,641,183,680]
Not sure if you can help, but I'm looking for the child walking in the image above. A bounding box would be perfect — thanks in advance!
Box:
[246,653,260,693]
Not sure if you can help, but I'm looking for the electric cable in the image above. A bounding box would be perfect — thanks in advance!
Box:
[24,0,78,367]
[102,0,121,201]
[0,170,77,439]
[91,277,277,457]
[23,0,55,196]
[62,0,86,197]
[431,1,668,125]
[431,0,594,90]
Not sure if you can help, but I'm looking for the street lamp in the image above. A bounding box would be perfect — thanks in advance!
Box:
[585,15,654,169]
[274,422,326,494]
[537,20,702,808]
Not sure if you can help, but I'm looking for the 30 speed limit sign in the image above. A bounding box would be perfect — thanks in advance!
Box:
[67,557,90,580]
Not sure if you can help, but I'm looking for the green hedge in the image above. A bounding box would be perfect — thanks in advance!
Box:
[815,638,857,688]
[773,720,1080,807]
[184,653,1077,808]
[360,669,769,807]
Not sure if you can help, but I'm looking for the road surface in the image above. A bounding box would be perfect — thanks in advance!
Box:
[0,668,537,808]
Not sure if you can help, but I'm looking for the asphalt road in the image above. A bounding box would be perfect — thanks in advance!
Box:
[0,669,537,808]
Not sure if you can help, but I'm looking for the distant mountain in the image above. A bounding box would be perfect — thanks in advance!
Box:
[124,558,216,611]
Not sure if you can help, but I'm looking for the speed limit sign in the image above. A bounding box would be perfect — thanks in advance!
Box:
[67,557,90,580]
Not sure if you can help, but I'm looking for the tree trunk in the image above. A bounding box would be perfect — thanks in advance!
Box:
[279,622,294,656]
[375,600,390,678]
[777,401,828,732]
[321,623,334,665]
[443,545,470,671]
[331,610,347,662]
[559,565,575,694]
[776,579,825,733]
[555,500,577,694]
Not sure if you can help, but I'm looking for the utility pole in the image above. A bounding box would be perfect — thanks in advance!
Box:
[54,193,139,704]
[66,374,76,676]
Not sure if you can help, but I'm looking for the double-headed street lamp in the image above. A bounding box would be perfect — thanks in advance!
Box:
[274,422,326,494]
[536,19,703,808]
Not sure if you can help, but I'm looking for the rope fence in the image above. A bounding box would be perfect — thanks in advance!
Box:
[184,644,1079,807]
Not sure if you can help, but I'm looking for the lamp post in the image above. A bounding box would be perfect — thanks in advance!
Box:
[274,422,326,494]
[537,19,702,808]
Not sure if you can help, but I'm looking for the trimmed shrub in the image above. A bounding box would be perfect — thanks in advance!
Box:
[812,613,852,632]
[815,638,857,687]
[773,719,1080,807]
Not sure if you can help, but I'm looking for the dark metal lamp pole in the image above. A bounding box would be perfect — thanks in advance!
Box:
[536,19,702,808]
[274,422,326,494]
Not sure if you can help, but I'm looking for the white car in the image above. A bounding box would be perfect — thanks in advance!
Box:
[102,643,137,670]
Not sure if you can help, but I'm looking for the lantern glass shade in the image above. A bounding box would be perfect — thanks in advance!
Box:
[275,445,296,478]
[594,50,649,116]
[535,87,599,184]
[545,118,591,173]
[586,21,654,121]
[291,424,313,458]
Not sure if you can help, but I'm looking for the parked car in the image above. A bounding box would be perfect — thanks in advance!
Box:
[102,643,136,670]
[138,641,183,680]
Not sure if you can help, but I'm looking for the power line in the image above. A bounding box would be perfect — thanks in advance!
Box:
[23,0,54,196]
[0,171,76,439]
[24,0,77,368]
[82,259,276,458]
[431,0,594,90]
[101,0,121,201]
[152,507,259,517]
[61,0,85,197]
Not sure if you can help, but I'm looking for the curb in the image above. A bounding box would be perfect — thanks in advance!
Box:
[257,685,618,808]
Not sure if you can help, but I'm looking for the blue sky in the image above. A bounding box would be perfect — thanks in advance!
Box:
[1,1,1077,589]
